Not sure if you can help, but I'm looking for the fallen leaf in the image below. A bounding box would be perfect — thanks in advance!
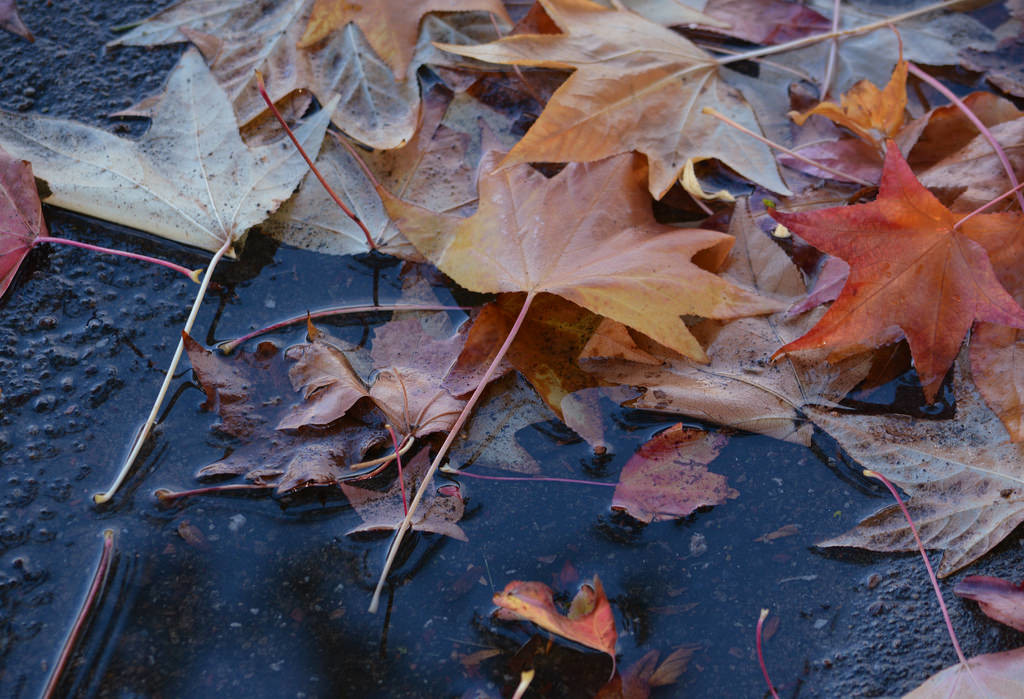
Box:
[298,0,511,78]
[955,575,1024,632]
[790,57,907,148]
[580,200,870,444]
[771,142,1024,403]
[904,646,1024,698]
[785,256,849,318]
[0,145,44,297]
[755,523,800,543]
[0,49,333,256]
[280,317,467,439]
[811,361,1024,577]
[0,0,32,41]
[340,448,468,540]
[596,645,698,699]
[613,424,735,523]
[183,332,390,495]
[437,0,791,198]
[493,576,618,665]
[384,150,783,362]
[265,85,476,258]
[700,0,830,45]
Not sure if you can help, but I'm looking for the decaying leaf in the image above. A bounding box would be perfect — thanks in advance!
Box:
[438,0,791,198]
[613,424,735,523]
[0,145,44,297]
[955,575,1024,633]
[385,150,783,362]
[812,361,1024,577]
[904,647,1024,698]
[581,201,870,445]
[183,332,391,495]
[0,49,333,256]
[596,645,698,699]
[340,448,467,540]
[494,576,618,666]
[772,142,1024,403]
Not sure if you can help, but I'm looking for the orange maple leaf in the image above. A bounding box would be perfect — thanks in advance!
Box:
[771,141,1024,402]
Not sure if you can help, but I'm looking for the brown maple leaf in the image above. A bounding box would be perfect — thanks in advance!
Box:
[437,0,791,198]
[0,145,45,297]
[299,0,511,78]
[771,142,1024,403]
[183,332,390,495]
[340,448,467,540]
[384,150,783,363]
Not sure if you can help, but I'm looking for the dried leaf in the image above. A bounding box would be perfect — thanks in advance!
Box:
[904,646,1024,698]
[385,151,783,362]
[438,0,791,198]
[613,424,735,523]
[0,0,32,42]
[0,49,332,256]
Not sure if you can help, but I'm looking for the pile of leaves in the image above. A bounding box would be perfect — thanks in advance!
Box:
[4,0,1024,695]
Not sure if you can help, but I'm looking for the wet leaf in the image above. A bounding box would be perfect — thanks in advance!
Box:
[613,424,735,524]
[493,576,617,665]
[700,0,830,45]
[340,448,468,540]
[0,145,44,297]
[385,150,783,362]
[437,0,792,198]
[812,361,1024,577]
[0,49,333,256]
[0,0,32,42]
[955,575,1024,632]
[771,143,1024,403]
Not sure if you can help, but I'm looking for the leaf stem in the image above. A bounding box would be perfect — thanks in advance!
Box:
[756,608,780,699]
[905,62,1024,212]
[154,484,273,503]
[368,291,537,613]
[954,180,1024,230]
[43,529,115,699]
[440,465,615,488]
[94,236,232,504]
[255,72,377,250]
[219,304,469,353]
[386,424,409,515]
[862,470,971,671]
[349,435,415,471]
[702,107,875,186]
[821,0,842,98]
[35,237,203,281]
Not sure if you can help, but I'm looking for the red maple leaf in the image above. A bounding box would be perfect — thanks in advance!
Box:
[771,141,1024,401]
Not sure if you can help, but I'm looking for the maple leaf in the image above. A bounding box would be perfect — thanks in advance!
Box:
[613,424,735,523]
[580,201,870,444]
[955,575,1024,633]
[280,317,467,439]
[699,0,830,45]
[183,332,391,495]
[265,85,476,258]
[340,448,467,540]
[0,0,32,42]
[596,646,697,699]
[384,150,783,362]
[493,576,618,667]
[904,646,1024,698]
[300,0,510,76]
[0,49,333,256]
[811,361,1024,577]
[437,0,791,198]
[0,145,44,297]
[771,142,1024,403]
